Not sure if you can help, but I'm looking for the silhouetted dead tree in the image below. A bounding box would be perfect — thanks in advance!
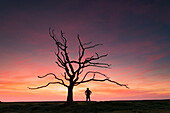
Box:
[28,28,129,103]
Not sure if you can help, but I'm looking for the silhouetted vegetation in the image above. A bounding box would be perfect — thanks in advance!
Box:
[28,28,128,102]
[0,100,170,113]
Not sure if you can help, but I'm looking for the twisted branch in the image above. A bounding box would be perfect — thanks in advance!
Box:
[36,73,68,87]
[81,71,109,81]
[28,81,68,89]
[61,72,70,81]
[38,73,62,81]
[74,71,129,88]
[75,78,129,89]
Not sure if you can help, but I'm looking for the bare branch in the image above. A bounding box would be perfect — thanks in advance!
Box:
[89,62,111,66]
[84,54,108,64]
[77,34,83,49]
[88,62,111,68]
[78,45,81,58]
[74,71,129,88]
[38,73,58,80]
[84,64,110,68]
[56,61,65,69]
[48,28,73,77]
[73,66,84,83]
[79,68,84,74]
[49,27,57,43]
[61,52,66,62]
[28,81,68,89]
[37,73,67,86]
[70,60,81,64]
[54,52,65,66]
[61,72,70,81]
[75,78,129,89]
[49,28,65,51]
[77,34,85,62]
[83,42,92,46]
[81,71,109,82]
[85,44,103,49]
[52,30,64,47]
[81,53,110,69]
[60,30,68,49]
[61,46,75,75]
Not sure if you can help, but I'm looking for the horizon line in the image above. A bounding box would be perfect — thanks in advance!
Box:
[1,99,170,103]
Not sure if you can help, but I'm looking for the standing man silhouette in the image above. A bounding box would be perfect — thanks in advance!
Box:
[85,88,92,101]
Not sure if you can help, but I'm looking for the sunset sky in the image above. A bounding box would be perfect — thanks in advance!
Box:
[0,0,170,102]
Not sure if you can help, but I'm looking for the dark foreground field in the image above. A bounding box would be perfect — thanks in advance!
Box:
[0,100,170,113]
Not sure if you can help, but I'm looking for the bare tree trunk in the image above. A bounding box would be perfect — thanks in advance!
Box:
[67,85,73,103]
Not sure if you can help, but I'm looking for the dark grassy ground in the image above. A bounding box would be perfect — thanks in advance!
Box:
[0,100,170,113]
